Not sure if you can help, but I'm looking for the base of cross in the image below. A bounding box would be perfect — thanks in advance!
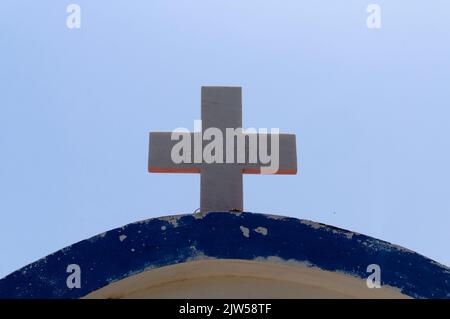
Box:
[1,211,449,299]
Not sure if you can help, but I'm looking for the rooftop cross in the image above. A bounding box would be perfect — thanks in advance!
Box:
[148,86,297,212]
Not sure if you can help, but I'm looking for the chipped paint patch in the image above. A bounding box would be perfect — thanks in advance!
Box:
[300,219,324,230]
[388,243,416,254]
[301,220,356,240]
[332,229,354,239]
[265,214,287,220]
[254,227,268,236]
[185,251,216,262]
[240,226,250,238]
[254,256,314,268]
[158,215,183,227]
[119,235,127,242]
[229,211,243,217]
[193,212,209,219]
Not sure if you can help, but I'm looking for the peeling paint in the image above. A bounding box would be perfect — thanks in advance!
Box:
[265,214,288,220]
[332,229,354,240]
[1,212,449,299]
[254,256,314,268]
[240,226,250,238]
[158,215,183,227]
[193,212,208,219]
[254,227,268,236]
[300,219,325,230]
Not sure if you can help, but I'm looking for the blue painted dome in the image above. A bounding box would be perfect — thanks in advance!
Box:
[1,212,449,298]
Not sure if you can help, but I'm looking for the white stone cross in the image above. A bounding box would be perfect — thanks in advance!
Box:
[148,86,297,212]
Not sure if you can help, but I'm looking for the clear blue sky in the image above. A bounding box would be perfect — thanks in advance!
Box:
[1,1,449,278]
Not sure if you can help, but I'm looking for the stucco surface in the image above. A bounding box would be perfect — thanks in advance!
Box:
[1,212,449,298]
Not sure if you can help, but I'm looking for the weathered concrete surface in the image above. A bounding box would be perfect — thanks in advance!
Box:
[1,212,449,298]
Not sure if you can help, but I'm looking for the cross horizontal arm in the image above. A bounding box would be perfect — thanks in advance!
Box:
[148,132,202,173]
[242,133,297,174]
[149,132,297,174]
